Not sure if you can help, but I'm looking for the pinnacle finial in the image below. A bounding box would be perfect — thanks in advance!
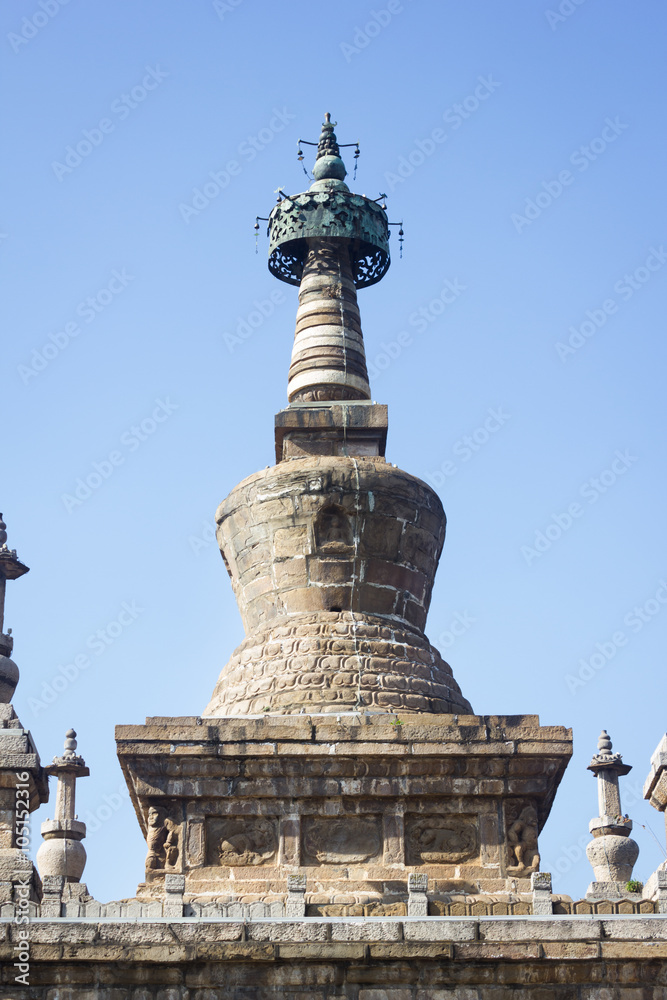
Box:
[313,113,346,182]
[598,729,613,754]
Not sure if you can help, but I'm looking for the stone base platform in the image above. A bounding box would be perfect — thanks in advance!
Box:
[116,712,572,905]
[2,914,667,998]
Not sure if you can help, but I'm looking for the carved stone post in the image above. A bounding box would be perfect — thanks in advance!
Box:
[285,873,306,917]
[531,871,553,914]
[36,731,89,884]
[407,872,428,916]
[585,730,639,898]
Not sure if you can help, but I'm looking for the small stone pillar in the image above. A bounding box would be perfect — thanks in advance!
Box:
[407,872,429,916]
[36,730,89,883]
[585,730,639,897]
[642,732,667,910]
[285,873,306,917]
[531,871,553,914]
[163,873,185,917]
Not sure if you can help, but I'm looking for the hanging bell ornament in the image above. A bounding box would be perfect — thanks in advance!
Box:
[398,226,404,259]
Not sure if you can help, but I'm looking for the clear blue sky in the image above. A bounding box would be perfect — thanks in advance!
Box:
[2,0,666,903]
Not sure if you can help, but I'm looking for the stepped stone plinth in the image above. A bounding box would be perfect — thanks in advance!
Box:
[116,712,571,908]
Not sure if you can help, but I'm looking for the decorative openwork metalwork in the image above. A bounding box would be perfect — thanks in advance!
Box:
[268,190,390,289]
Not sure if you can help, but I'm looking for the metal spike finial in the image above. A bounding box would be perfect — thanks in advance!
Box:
[316,113,341,161]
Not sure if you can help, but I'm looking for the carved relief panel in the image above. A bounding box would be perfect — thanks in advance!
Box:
[302,816,382,865]
[504,799,540,873]
[144,803,181,873]
[205,817,277,867]
[406,815,478,865]
[314,505,354,552]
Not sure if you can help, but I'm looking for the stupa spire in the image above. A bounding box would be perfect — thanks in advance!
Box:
[267,113,389,403]
[204,114,470,718]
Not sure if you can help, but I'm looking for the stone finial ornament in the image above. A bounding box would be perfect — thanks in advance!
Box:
[36,730,90,882]
[585,729,639,897]
[0,513,30,703]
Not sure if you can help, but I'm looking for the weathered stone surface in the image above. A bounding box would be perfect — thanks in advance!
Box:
[205,613,470,718]
[403,919,477,942]
[116,712,570,903]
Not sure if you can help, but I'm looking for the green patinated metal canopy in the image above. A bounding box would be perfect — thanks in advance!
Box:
[267,114,390,288]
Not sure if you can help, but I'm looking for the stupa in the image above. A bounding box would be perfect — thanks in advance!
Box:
[116,115,573,912]
[2,115,667,1000]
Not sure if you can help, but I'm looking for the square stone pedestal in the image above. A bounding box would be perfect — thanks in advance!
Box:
[116,713,571,912]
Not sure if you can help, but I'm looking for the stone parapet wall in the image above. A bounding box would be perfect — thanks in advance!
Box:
[2,915,666,997]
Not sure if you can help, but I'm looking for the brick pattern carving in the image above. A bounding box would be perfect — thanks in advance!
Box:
[429,899,534,916]
[307,901,407,916]
[553,898,656,914]
[205,612,471,716]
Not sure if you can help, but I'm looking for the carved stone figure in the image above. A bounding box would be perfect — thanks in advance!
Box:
[210,817,277,866]
[303,816,381,864]
[145,806,179,871]
[407,816,477,864]
[507,805,540,872]
[315,506,353,551]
